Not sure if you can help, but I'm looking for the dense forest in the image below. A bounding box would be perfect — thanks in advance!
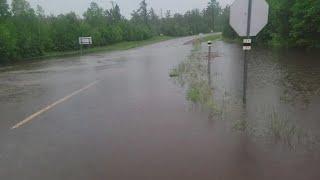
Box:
[0,0,319,62]
[0,0,225,61]
[264,0,320,49]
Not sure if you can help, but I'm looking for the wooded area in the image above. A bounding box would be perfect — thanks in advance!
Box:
[0,0,319,62]
[0,0,225,61]
[224,0,320,49]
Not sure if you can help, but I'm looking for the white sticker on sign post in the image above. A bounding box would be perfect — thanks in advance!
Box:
[243,39,252,44]
[243,39,252,50]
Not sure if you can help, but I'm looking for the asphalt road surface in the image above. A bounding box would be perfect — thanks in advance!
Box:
[1,37,320,180]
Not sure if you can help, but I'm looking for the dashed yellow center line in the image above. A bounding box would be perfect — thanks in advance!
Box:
[11,80,99,130]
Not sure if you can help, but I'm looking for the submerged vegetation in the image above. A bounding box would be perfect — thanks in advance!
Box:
[268,112,306,147]
[170,42,218,112]
[171,38,319,149]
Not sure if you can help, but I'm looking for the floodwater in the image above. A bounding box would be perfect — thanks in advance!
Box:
[171,40,320,179]
[0,37,320,180]
[208,41,320,149]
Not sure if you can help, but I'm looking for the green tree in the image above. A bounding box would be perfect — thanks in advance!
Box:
[221,6,236,39]
[50,12,81,51]
[138,0,148,25]
[0,22,16,61]
[0,0,10,18]
[205,0,221,31]
[106,2,122,24]
[290,0,320,48]
[83,2,105,26]
[11,0,33,16]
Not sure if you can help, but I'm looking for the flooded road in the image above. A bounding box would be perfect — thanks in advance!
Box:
[1,37,320,179]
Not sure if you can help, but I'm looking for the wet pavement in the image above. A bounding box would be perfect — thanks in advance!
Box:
[1,37,320,180]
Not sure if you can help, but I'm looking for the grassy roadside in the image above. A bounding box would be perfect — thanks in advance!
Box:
[201,33,222,42]
[29,36,173,61]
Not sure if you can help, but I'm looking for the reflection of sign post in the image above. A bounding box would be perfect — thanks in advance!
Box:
[229,0,269,104]
[79,37,92,55]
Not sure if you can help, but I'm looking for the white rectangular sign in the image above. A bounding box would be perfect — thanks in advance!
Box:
[243,39,252,44]
[79,37,92,45]
[243,38,251,50]
[243,46,251,50]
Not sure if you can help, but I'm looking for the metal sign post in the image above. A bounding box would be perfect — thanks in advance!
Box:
[243,0,252,104]
[207,41,213,87]
[230,0,269,104]
[79,37,93,56]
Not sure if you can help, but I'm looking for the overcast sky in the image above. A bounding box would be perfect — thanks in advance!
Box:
[7,0,233,18]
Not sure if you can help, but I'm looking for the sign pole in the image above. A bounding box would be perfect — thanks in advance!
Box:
[243,0,252,104]
[208,46,211,74]
[79,37,93,56]
[207,41,212,87]
[230,0,269,104]
[80,44,83,56]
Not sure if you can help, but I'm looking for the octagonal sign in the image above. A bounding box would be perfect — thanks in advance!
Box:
[230,0,269,37]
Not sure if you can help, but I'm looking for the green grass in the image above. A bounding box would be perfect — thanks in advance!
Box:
[269,112,305,147]
[169,68,180,77]
[186,86,202,103]
[221,36,242,44]
[28,36,173,61]
[202,33,222,42]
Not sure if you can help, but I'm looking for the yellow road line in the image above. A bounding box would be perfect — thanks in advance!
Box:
[11,80,99,130]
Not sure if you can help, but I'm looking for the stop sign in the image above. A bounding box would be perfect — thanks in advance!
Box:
[230,0,269,37]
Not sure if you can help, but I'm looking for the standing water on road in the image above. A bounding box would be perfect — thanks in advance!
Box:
[1,38,320,180]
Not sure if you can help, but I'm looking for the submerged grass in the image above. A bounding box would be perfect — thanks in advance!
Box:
[269,112,306,147]
[169,68,180,77]
[233,119,250,133]
[169,35,318,150]
[170,39,220,114]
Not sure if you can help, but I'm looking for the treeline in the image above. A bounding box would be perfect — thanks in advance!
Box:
[0,0,225,61]
[0,0,319,62]
[223,0,320,49]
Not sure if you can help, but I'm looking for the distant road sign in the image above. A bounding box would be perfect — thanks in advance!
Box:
[79,37,92,45]
[230,0,269,37]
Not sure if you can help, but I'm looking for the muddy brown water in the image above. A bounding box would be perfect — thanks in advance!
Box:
[208,41,320,146]
[0,38,320,180]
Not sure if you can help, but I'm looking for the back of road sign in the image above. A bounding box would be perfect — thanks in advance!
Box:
[230,0,269,37]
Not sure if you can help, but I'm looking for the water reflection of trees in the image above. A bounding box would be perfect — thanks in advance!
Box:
[256,51,320,107]
[281,64,320,107]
